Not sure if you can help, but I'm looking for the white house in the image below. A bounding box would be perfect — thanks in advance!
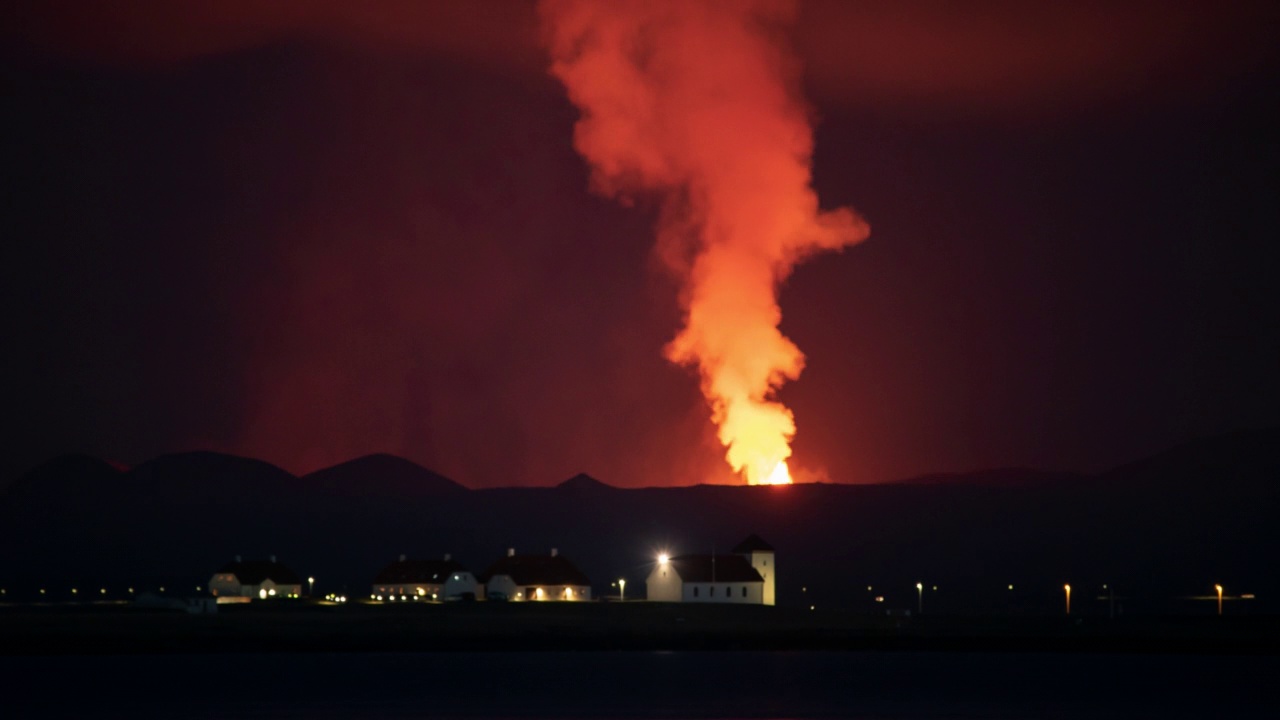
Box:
[208,556,303,601]
[372,554,478,602]
[646,534,775,605]
[480,548,591,602]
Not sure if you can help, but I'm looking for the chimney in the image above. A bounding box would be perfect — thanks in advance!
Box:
[551,548,559,557]
[399,554,406,562]
[444,553,452,562]
[270,555,277,563]
[507,548,515,557]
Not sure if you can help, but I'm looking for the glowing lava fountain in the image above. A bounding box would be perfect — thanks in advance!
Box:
[541,0,868,485]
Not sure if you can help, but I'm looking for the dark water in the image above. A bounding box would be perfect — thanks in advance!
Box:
[3,651,1273,718]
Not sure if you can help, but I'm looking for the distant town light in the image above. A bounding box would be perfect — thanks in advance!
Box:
[71,588,77,594]
[100,588,106,594]
[1008,584,1014,590]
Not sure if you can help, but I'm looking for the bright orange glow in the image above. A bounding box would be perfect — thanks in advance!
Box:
[542,1,869,485]
[760,460,793,486]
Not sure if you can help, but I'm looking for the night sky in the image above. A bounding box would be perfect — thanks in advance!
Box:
[3,1,1277,488]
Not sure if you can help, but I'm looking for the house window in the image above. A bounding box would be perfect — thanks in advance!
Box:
[742,586,747,597]
[693,587,699,597]
[710,586,715,597]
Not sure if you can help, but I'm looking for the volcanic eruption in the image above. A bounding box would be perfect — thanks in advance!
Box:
[541,0,868,484]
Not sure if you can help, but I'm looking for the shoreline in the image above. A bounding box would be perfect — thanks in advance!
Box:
[2,602,1276,656]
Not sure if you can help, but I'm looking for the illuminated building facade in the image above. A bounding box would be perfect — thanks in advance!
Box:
[479,548,591,602]
[645,535,775,606]
[371,554,478,602]
[208,555,303,601]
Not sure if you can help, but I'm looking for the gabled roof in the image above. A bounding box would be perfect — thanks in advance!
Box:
[732,534,774,553]
[216,560,301,585]
[373,559,469,585]
[480,554,589,586]
[667,554,763,583]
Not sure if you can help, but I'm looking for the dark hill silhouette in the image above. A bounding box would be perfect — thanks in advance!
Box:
[303,454,467,496]
[556,472,614,491]
[0,453,123,501]
[0,429,1275,613]
[897,468,1082,487]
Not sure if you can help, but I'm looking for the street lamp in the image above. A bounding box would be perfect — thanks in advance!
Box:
[916,582,923,614]
[618,578,626,602]
[308,577,315,597]
[1064,584,1071,615]
[1215,584,1223,616]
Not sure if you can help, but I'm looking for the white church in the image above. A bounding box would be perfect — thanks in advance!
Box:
[645,534,775,605]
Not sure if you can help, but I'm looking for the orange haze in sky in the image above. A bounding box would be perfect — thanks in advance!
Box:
[541,0,869,484]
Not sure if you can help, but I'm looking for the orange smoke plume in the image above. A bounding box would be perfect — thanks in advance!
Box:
[541,0,868,484]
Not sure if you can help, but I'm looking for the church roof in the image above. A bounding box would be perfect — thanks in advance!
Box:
[480,554,590,587]
[667,554,763,583]
[732,534,774,553]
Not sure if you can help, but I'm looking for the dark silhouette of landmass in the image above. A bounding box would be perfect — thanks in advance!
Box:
[1,428,1275,613]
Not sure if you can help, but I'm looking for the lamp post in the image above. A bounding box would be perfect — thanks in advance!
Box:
[916,582,923,614]
[619,578,626,602]
[308,577,315,597]
[1064,584,1071,615]
[1215,584,1223,616]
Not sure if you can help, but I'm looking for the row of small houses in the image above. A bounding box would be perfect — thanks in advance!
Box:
[209,535,777,606]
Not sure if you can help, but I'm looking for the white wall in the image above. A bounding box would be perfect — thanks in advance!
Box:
[443,572,479,599]
[486,575,518,600]
[517,584,591,601]
[646,563,682,602]
[746,551,775,606]
[681,582,762,604]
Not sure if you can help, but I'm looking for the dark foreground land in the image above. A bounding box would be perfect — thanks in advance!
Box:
[2,601,1277,655]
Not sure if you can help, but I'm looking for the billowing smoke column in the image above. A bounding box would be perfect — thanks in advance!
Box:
[541,0,868,484]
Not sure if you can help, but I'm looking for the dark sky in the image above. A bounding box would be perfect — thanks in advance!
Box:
[3,1,1277,488]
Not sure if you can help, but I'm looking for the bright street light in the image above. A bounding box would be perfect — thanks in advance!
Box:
[1215,584,1224,616]
[916,582,923,614]
[308,577,315,596]
[1064,584,1071,615]
[618,578,626,602]
[657,553,669,565]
